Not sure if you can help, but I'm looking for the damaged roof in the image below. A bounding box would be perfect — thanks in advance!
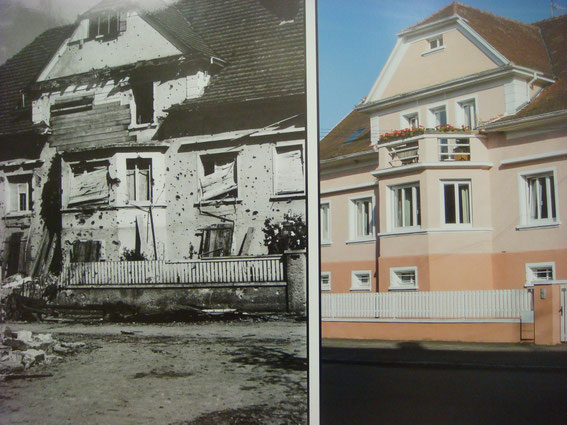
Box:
[172,0,305,105]
[319,109,372,162]
[0,25,74,137]
[403,2,552,75]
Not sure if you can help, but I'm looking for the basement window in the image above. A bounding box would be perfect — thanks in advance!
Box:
[351,270,371,291]
[525,262,555,287]
[71,240,102,263]
[199,153,238,202]
[389,267,418,291]
[199,224,234,258]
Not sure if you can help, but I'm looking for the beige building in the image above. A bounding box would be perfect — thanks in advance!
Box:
[321,3,567,343]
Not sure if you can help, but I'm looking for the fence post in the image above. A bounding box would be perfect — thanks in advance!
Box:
[283,250,306,315]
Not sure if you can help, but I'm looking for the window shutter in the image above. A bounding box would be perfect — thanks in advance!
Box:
[69,168,109,206]
[119,12,127,32]
[276,147,304,194]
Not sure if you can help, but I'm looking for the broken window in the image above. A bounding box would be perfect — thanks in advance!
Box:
[132,82,154,125]
[50,96,93,117]
[199,224,234,258]
[7,175,32,213]
[71,240,102,263]
[88,12,127,38]
[199,153,238,201]
[274,145,304,195]
[126,158,152,202]
[5,232,26,276]
[68,164,109,207]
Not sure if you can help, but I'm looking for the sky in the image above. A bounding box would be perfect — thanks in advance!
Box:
[317,0,564,138]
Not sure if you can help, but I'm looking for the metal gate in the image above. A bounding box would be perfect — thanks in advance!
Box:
[561,285,567,343]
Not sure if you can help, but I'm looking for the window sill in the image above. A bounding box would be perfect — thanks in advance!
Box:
[195,199,242,207]
[321,288,331,292]
[379,229,425,237]
[421,46,445,56]
[516,222,560,231]
[129,122,157,131]
[388,286,418,291]
[3,211,32,219]
[349,287,371,292]
[270,193,305,201]
[320,241,332,247]
[346,238,375,245]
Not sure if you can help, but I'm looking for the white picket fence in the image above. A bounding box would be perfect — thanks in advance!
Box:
[59,255,285,286]
[322,289,532,321]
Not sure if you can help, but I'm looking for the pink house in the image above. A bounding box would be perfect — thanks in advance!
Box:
[321,3,567,344]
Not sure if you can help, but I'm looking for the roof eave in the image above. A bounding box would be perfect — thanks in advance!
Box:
[480,109,567,132]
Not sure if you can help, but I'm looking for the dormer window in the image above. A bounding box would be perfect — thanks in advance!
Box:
[429,35,443,50]
[88,12,127,39]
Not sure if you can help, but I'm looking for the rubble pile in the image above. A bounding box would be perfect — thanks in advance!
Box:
[0,327,85,375]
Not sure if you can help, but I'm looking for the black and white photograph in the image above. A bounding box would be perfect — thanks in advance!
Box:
[0,0,309,423]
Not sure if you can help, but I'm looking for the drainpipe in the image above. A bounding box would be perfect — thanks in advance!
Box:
[527,72,538,103]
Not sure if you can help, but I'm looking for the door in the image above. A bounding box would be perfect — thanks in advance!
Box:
[561,285,567,343]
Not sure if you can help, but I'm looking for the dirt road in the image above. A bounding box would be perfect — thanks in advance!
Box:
[0,318,307,425]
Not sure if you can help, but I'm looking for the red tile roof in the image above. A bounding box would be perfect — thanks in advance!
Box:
[319,110,372,161]
[404,2,552,75]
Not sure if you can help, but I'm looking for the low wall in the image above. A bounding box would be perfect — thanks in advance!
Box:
[56,283,287,314]
[322,320,525,343]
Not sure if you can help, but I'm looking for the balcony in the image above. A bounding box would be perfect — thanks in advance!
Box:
[376,130,489,175]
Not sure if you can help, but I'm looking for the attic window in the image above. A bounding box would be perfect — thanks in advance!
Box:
[132,82,154,125]
[88,12,127,39]
[344,128,365,143]
[429,35,443,50]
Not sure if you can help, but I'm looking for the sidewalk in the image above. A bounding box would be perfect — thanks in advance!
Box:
[322,338,567,371]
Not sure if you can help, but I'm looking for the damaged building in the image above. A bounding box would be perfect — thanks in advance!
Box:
[0,0,306,313]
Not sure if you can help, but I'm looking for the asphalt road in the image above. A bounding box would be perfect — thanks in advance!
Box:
[321,344,567,425]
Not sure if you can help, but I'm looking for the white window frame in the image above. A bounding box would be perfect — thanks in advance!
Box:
[126,158,153,203]
[348,195,375,242]
[389,266,418,291]
[320,201,331,245]
[402,111,420,129]
[423,35,445,55]
[6,174,33,214]
[273,141,305,197]
[517,168,559,228]
[351,270,371,291]
[457,98,477,129]
[321,272,331,291]
[390,183,420,232]
[428,104,448,129]
[525,262,555,287]
[441,180,472,227]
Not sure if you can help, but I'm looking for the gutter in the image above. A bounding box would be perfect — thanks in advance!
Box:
[480,109,567,132]
[358,66,555,114]
[320,149,376,166]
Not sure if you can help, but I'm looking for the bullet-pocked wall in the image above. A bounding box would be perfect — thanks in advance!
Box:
[164,135,306,259]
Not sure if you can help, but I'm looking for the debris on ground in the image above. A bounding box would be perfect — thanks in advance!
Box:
[0,326,86,376]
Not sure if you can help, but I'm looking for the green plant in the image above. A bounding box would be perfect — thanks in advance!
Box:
[262,213,307,254]
[120,248,147,261]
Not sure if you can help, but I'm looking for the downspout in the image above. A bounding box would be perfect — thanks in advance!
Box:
[527,72,538,103]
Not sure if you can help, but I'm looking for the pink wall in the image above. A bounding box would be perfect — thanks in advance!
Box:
[322,321,523,343]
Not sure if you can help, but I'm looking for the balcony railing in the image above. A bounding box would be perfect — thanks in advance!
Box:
[439,138,470,162]
[59,255,285,286]
[381,132,479,169]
